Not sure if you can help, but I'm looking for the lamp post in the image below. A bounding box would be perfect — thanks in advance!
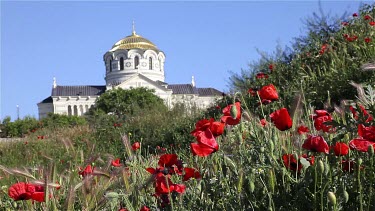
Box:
[16,105,19,120]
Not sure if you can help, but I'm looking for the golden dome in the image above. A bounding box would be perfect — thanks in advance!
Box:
[110,32,158,51]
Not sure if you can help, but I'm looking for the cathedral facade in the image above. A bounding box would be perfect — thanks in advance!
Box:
[37,27,222,119]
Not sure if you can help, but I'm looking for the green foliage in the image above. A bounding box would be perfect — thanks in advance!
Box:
[229,3,375,109]
[1,116,40,138]
[89,87,167,117]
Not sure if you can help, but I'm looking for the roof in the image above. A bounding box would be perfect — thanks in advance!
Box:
[40,96,53,103]
[52,85,106,96]
[167,84,199,95]
[111,33,159,51]
[197,88,223,96]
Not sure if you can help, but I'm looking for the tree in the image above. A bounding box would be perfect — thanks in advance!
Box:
[88,87,167,117]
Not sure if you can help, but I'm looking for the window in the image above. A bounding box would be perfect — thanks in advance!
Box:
[109,59,112,72]
[68,105,72,116]
[73,105,78,116]
[134,56,139,69]
[120,57,124,70]
[149,57,153,70]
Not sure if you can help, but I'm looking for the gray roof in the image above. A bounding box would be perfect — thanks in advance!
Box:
[197,88,223,96]
[52,86,106,96]
[167,84,199,95]
[167,84,222,96]
[40,96,53,103]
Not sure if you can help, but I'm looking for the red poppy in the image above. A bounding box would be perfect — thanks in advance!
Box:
[302,135,329,154]
[353,13,358,17]
[332,142,349,156]
[346,35,358,42]
[269,108,293,131]
[8,182,45,202]
[191,118,225,137]
[260,119,267,127]
[358,124,375,142]
[191,129,219,157]
[311,110,333,132]
[113,123,122,127]
[319,44,329,54]
[258,84,279,102]
[269,64,274,71]
[282,154,314,173]
[349,138,375,152]
[154,173,174,195]
[364,15,372,20]
[370,21,375,26]
[221,102,241,125]
[248,88,257,96]
[78,165,94,177]
[132,142,140,151]
[341,160,363,172]
[256,72,269,79]
[118,208,128,211]
[297,125,309,135]
[341,22,349,26]
[183,167,201,181]
[172,184,186,194]
[111,158,121,167]
[140,206,150,211]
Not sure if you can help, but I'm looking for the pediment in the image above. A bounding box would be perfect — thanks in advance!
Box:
[115,74,172,95]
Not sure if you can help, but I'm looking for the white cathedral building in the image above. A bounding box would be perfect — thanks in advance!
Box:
[37,26,222,119]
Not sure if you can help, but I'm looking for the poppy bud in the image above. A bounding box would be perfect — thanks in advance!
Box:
[358,158,363,166]
[318,160,324,173]
[269,140,274,154]
[368,145,374,155]
[327,191,336,205]
[13,202,17,208]
[324,161,330,176]
[343,190,349,203]
[230,104,238,119]
[260,146,265,153]
[104,192,119,199]
[249,181,255,193]
[344,134,350,141]
[237,171,243,193]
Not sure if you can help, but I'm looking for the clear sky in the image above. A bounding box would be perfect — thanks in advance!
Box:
[0,1,369,120]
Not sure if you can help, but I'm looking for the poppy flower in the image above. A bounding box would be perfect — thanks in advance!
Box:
[191,118,225,137]
[341,160,363,172]
[111,158,121,167]
[78,164,94,177]
[282,154,314,173]
[140,206,150,211]
[311,110,333,132]
[269,64,274,71]
[256,72,269,79]
[260,119,267,127]
[349,138,375,152]
[302,135,329,154]
[353,13,358,17]
[358,124,375,142]
[319,44,329,54]
[297,125,309,135]
[191,128,219,157]
[341,22,349,26]
[332,142,349,156]
[364,15,372,20]
[183,167,201,181]
[172,184,186,194]
[221,102,241,125]
[118,208,128,211]
[132,142,140,151]
[258,84,279,102]
[8,182,45,202]
[270,108,293,131]
[346,35,358,42]
[248,88,257,96]
[370,21,375,26]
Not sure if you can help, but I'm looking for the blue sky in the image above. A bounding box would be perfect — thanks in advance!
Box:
[0,1,368,120]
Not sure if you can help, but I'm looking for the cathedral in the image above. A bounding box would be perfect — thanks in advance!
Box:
[37,26,222,119]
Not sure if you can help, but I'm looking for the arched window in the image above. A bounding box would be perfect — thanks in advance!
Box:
[109,59,112,72]
[73,105,78,116]
[68,105,72,116]
[134,56,139,69]
[120,57,124,70]
[149,57,153,70]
